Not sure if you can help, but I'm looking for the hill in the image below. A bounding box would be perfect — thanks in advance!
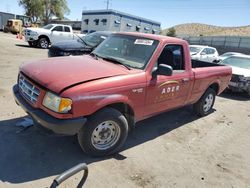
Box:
[163,23,250,37]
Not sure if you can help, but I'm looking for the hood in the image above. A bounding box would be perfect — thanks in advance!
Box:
[20,55,129,93]
[51,40,87,51]
[25,27,49,33]
[231,66,250,77]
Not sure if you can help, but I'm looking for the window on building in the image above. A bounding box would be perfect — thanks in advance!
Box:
[127,23,132,27]
[114,20,121,27]
[94,19,99,25]
[84,19,89,25]
[64,26,70,32]
[101,19,107,26]
[152,29,157,34]
[136,25,141,32]
[52,26,63,32]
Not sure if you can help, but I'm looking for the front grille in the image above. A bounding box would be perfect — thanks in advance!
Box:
[19,75,40,104]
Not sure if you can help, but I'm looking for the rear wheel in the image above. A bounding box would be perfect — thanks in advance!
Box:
[39,37,49,49]
[194,88,216,116]
[77,108,128,157]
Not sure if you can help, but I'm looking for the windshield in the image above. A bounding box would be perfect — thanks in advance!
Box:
[81,33,107,47]
[222,56,250,69]
[93,34,159,69]
[43,24,54,30]
[190,46,202,53]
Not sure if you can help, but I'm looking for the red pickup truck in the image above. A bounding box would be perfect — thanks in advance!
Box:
[13,32,232,156]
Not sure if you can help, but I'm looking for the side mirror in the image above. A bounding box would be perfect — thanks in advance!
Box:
[152,64,173,78]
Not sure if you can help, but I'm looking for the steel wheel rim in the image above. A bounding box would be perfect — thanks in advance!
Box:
[203,94,214,112]
[91,120,121,150]
[40,40,48,48]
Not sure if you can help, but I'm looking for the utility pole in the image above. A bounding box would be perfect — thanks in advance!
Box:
[106,0,109,10]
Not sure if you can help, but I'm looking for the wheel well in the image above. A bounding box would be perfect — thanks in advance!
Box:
[107,103,135,130]
[38,35,50,43]
[209,83,219,94]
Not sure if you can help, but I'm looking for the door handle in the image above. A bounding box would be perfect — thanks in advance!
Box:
[182,78,189,83]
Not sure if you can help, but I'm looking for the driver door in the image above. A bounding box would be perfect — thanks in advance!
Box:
[144,44,193,117]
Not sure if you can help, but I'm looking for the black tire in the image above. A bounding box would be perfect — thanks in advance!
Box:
[39,37,49,49]
[28,41,37,47]
[77,108,128,157]
[194,88,216,117]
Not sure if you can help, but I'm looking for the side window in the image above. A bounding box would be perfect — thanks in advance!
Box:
[209,48,215,54]
[64,26,70,32]
[157,45,185,71]
[201,48,207,54]
[52,26,63,32]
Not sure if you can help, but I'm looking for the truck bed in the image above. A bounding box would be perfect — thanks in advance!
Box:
[191,60,224,68]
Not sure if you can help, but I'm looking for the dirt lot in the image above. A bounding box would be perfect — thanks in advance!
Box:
[0,32,249,188]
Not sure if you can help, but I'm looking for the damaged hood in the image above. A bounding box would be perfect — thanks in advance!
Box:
[20,55,129,93]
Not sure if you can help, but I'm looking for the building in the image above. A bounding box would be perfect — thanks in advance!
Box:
[0,12,15,30]
[0,12,31,30]
[81,9,161,34]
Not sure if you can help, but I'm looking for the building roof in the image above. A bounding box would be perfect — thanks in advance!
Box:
[82,9,161,26]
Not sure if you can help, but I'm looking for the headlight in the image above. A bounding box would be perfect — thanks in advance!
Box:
[42,92,72,113]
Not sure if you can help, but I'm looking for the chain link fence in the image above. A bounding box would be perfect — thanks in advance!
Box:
[183,36,250,55]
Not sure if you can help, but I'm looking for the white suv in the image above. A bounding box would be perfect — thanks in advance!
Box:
[189,45,219,62]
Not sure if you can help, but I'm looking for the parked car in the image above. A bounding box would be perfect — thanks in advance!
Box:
[213,52,244,63]
[190,45,219,62]
[48,31,112,57]
[23,24,85,49]
[220,54,250,95]
[13,32,232,156]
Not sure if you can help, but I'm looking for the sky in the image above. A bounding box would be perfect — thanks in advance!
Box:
[0,0,249,29]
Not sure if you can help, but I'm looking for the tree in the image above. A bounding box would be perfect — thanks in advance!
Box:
[166,27,176,37]
[43,0,70,24]
[19,0,70,24]
[19,0,43,23]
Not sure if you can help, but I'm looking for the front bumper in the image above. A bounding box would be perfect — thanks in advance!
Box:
[25,35,39,42]
[13,85,86,135]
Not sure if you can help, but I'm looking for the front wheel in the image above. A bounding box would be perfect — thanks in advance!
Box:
[194,88,216,117]
[28,41,38,47]
[77,108,128,157]
[39,37,49,49]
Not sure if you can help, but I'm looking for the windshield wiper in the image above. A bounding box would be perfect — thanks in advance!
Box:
[74,34,88,46]
[101,56,131,70]
[89,52,100,60]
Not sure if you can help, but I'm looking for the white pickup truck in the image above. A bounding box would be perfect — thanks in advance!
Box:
[23,24,84,49]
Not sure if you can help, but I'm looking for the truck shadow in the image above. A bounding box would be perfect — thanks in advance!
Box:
[0,106,200,184]
[219,91,250,101]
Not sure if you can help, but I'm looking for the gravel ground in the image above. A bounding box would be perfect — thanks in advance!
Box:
[0,32,249,188]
